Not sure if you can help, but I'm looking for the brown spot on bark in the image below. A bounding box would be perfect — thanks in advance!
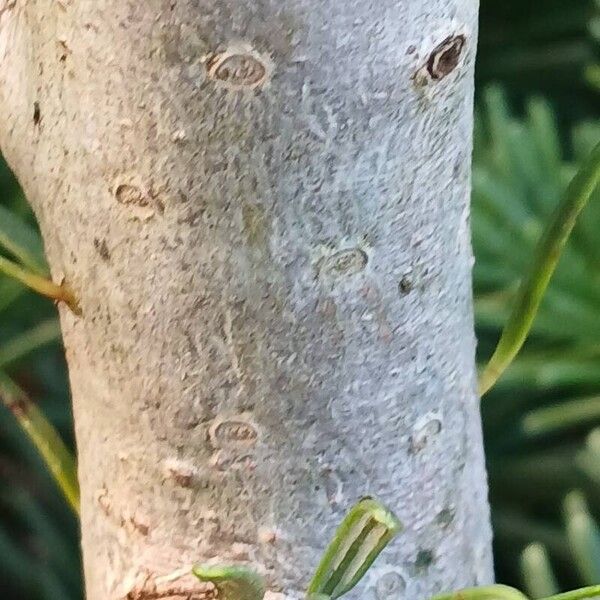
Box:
[33,102,41,125]
[7,395,29,419]
[258,528,276,544]
[131,518,150,536]
[96,487,111,516]
[94,238,111,261]
[399,276,413,295]
[163,459,194,487]
[57,39,71,62]
[121,513,150,536]
[426,35,465,80]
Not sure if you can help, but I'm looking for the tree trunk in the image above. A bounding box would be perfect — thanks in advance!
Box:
[0,1,492,599]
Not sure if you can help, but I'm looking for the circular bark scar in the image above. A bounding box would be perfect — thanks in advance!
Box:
[319,248,368,278]
[376,570,406,598]
[426,35,466,80]
[205,46,270,90]
[410,412,443,453]
[209,414,258,448]
[115,183,149,207]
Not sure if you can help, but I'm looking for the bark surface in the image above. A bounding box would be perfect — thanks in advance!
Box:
[0,1,492,599]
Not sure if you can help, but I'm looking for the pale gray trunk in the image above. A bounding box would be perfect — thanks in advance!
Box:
[0,1,492,599]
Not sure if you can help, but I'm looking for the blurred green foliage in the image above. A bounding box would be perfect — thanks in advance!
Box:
[478,0,599,119]
[0,164,81,598]
[0,1,599,598]
[474,88,600,591]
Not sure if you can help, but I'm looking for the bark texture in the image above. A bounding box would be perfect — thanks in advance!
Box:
[0,1,492,599]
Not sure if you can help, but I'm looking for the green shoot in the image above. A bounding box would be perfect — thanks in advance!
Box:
[0,254,80,314]
[0,204,48,275]
[192,565,266,600]
[542,586,600,600]
[191,499,400,600]
[430,585,530,600]
[430,584,600,600]
[479,139,600,396]
[306,497,402,600]
[0,373,79,513]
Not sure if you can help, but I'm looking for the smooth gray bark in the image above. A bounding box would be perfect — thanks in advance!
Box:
[0,1,492,599]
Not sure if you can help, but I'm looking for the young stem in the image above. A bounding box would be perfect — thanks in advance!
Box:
[479,140,600,396]
[192,566,266,600]
[0,374,80,513]
[431,585,600,600]
[544,585,600,600]
[430,585,529,600]
[0,254,80,314]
